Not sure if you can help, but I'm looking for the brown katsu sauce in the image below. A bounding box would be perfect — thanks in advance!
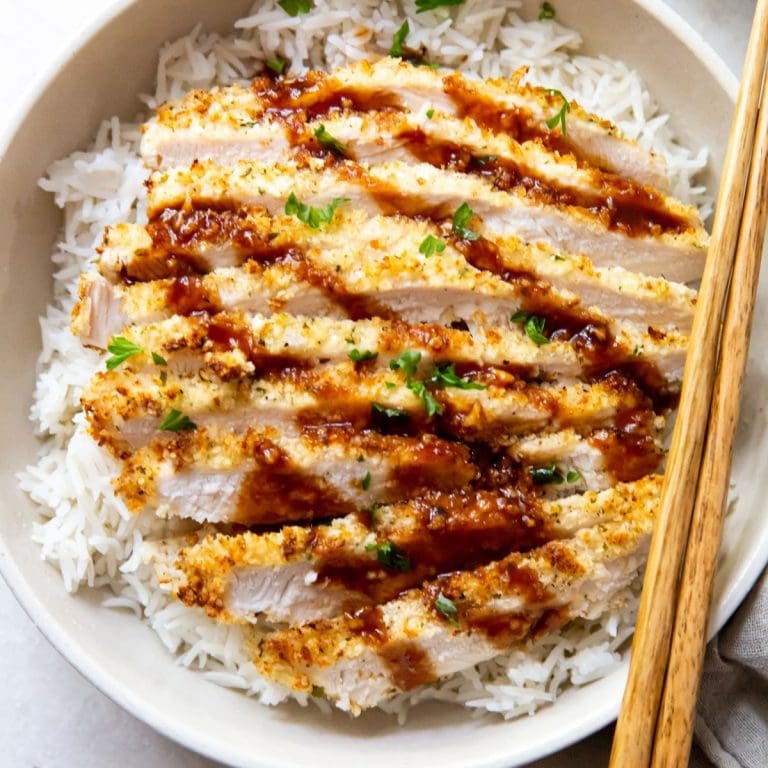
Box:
[400,129,687,237]
[346,605,388,643]
[444,75,559,148]
[379,641,436,690]
[235,435,355,525]
[166,275,222,316]
[590,410,665,482]
[207,316,310,376]
[314,485,557,607]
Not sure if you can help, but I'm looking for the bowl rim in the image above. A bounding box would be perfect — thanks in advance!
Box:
[0,2,755,767]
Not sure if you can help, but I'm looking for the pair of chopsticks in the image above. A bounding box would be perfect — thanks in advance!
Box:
[610,1,768,766]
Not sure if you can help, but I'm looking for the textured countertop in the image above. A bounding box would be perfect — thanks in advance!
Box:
[0,1,754,766]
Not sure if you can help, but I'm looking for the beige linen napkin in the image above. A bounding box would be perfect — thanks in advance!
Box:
[691,569,768,768]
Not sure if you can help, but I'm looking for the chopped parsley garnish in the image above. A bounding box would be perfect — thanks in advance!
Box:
[266,58,286,75]
[544,88,571,135]
[365,540,412,571]
[473,154,497,166]
[539,2,556,20]
[311,685,325,697]
[434,592,460,627]
[313,124,348,155]
[451,202,481,241]
[158,409,197,432]
[419,234,446,257]
[389,349,422,379]
[151,351,167,366]
[159,370,168,386]
[239,120,257,128]
[372,402,408,419]
[284,193,348,228]
[348,348,378,363]
[511,311,549,346]
[427,362,486,391]
[105,337,143,370]
[407,378,443,419]
[426,108,435,119]
[361,471,372,491]
[390,19,410,57]
[566,470,582,483]
[416,0,465,13]
[529,463,565,485]
[278,0,312,16]
[511,310,529,324]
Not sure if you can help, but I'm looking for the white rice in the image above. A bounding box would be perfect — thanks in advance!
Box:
[18,0,707,721]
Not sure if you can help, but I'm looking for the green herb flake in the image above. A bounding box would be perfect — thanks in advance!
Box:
[419,234,446,257]
[434,592,460,627]
[311,685,325,697]
[566,469,582,484]
[390,19,410,57]
[314,124,348,155]
[426,108,435,119]
[539,2,556,20]
[158,409,197,432]
[415,0,465,13]
[473,154,497,166]
[372,402,408,419]
[284,192,349,228]
[151,351,168,366]
[427,362,486,391]
[365,540,412,571]
[389,349,422,379]
[529,463,565,485]
[511,309,530,324]
[544,88,571,135]
[266,58,286,75]
[278,0,312,17]
[407,379,443,419]
[385,382,396,390]
[361,471,372,491]
[451,202,481,241]
[159,370,168,386]
[348,348,378,363]
[105,337,144,371]
[523,315,549,346]
[239,120,257,129]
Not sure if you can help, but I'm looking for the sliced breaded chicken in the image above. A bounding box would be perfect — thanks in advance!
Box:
[142,59,669,188]
[115,425,476,523]
[152,475,661,625]
[82,364,651,457]
[97,311,686,393]
[146,159,707,282]
[97,212,696,331]
[142,106,698,243]
[250,481,656,711]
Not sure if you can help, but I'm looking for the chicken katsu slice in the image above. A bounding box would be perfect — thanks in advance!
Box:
[147,160,707,282]
[142,108,698,244]
[98,212,696,331]
[155,475,661,625]
[83,364,650,456]
[251,482,657,711]
[143,58,669,188]
[116,424,476,523]
[103,311,686,390]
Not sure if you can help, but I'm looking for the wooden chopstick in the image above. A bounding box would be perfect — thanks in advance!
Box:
[650,57,768,768]
[609,2,768,765]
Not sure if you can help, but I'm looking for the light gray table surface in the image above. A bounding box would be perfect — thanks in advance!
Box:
[0,1,755,766]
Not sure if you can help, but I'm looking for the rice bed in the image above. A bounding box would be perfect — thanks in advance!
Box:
[18,0,707,722]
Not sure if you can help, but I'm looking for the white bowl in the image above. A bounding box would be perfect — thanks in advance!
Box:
[1,1,765,766]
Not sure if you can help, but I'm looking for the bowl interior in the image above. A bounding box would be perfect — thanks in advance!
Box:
[0,2,760,767]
